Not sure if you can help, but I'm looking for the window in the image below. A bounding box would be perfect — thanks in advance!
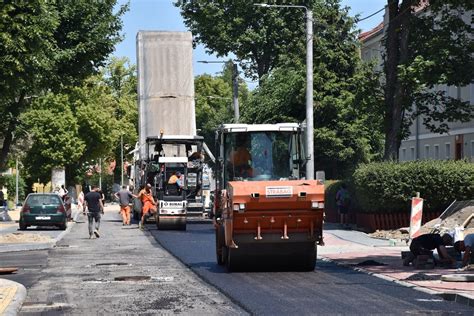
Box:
[446,143,451,159]
[424,145,430,159]
[401,148,406,160]
[434,145,440,160]
[410,147,415,160]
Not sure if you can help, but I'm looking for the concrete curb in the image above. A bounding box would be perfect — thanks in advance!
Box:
[0,278,27,316]
[0,209,80,253]
[319,256,474,307]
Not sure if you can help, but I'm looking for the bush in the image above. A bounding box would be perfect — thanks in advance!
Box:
[324,180,341,214]
[0,174,26,203]
[352,160,474,213]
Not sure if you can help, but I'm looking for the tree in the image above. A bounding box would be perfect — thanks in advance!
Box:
[0,1,127,170]
[240,1,384,178]
[195,74,234,155]
[383,0,474,160]
[20,58,138,185]
[176,0,308,82]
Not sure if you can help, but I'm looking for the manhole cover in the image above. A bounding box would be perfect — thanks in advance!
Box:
[404,273,440,281]
[441,274,474,282]
[355,260,387,266]
[95,262,130,267]
[114,275,151,281]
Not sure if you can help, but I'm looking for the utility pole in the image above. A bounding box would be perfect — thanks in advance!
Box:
[15,158,19,207]
[232,63,240,122]
[121,135,124,187]
[197,60,240,122]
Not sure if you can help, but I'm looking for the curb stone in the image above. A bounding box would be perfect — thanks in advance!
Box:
[0,278,27,316]
[318,256,474,308]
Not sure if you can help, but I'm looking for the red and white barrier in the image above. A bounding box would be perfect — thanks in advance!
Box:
[410,195,423,239]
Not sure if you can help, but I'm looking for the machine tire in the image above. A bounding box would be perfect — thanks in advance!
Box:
[226,247,236,272]
[155,214,160,229]
[59,219,67,231]
[19,219,27,230]
[301,244,317,271]
[216,225,226,265]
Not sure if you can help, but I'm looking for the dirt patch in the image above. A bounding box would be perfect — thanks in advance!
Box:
[369,228,409,240]
[0,232,53,243]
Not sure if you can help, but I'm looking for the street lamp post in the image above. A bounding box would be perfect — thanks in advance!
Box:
[121,135,124,187]
[254,3,314,179]
[197,60,240,123]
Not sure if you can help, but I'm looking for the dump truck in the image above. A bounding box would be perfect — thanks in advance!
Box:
[132,31,208,228]
[213,123,325,271]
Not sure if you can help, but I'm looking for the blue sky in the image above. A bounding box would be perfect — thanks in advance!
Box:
[114,0,386,79]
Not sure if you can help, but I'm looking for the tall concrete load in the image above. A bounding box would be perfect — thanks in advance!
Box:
[136,31,196,160]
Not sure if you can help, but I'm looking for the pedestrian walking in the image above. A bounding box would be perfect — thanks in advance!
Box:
[84,185,104,239]
[138,183,156,230]
[58,185,68,202]
[335,183,351,228]
[115,186,137,226]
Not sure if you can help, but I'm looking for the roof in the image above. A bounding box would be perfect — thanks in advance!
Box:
[219,123,301,133]
[359,22,384,42]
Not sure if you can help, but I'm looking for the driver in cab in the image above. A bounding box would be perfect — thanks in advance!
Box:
[229,135,253,178]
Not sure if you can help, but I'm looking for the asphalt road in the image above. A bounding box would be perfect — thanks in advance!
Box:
[148,221,474,315]
[1,210,245,315]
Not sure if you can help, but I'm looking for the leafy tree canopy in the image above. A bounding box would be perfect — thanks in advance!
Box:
[0,0,127,170]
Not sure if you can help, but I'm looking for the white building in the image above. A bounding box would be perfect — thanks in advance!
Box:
[359,5,474,161]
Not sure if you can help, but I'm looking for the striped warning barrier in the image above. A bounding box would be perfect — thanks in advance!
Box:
[410,196,423,239]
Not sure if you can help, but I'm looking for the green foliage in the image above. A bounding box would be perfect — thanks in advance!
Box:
[352,161,474,213]
[195,74,234,155]
[383,0,473,159]
[0,0,127,170]
[240,1,384,178]
[0,174,26,202]
[20,58,138,184]
[177,0,309,80]
[324,180,341,214]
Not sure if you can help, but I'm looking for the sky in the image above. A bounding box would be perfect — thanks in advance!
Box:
[114,0,386,80]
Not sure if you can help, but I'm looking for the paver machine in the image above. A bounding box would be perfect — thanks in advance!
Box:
[213,123,325,271]
[139,134,206,230]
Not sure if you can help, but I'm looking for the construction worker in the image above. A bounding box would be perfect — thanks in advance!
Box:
[138,183,156,230]
[403,233,455,267]
[454,233,474,268]
[115,186,137,226]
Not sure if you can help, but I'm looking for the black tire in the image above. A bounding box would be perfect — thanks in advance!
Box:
[19,219,27,230]
[155,214,160,229]
[59,218,67,230]
[216,225,226,265]
[226,247,236,272]
[301,244,317,271]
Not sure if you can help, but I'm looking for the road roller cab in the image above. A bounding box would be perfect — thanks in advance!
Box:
[213,123,325,271]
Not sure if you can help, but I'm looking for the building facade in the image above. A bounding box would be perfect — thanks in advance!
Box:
[359,6,474,161]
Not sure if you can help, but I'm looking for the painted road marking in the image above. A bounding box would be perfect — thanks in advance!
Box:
[0,286,17,314]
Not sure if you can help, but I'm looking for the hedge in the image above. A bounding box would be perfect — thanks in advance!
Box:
[352,160,474,213]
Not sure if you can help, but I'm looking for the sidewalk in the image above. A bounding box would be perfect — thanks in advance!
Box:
[320,223,474,307]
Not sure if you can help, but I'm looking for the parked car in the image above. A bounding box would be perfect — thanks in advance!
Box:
[19,193,68,230]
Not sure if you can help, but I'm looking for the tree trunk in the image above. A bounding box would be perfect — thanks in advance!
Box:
[383,0,413,161]
[0,93,25,170]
